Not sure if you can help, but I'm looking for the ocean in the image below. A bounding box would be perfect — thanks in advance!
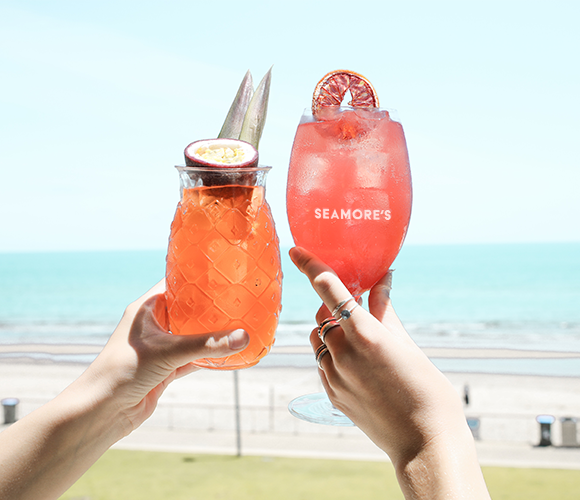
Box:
[1,242,579,375]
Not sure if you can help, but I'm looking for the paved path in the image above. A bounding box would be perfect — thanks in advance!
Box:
[114,426,580,470]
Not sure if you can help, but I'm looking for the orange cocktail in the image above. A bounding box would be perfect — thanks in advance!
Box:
[165,166,281,369]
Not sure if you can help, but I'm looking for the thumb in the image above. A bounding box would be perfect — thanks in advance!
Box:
[147,290,250,356]
[368,270,394,324]
[368,271,412,342]
[165,328,250,366]
[204,328,250,353]
[129,294,250,368]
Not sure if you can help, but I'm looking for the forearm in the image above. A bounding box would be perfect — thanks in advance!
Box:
[395,426,491,500]
[0,365,128,500]
[0,285,249,500]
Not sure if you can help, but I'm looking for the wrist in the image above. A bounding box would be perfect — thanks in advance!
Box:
[64,357,135,445]
[394,426,490,500]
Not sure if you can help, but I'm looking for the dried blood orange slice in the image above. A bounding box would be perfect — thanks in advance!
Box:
[312,70,379,116]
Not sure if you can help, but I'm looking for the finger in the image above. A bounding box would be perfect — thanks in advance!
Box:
[309,327,334,374]
[320,321,344,347]
[139,279,166,301]
[174,363,201,379]
[309,326,321,350]
[314,303,348,350]
[367,271,412,341]
[119,278,166,331]
[315,300,361,327]
[315,303,332,325]
[165,328,250,366]
[309,328,343,405]
[126,279,166,316]
[133,295,250,366]
[289,247,359,322]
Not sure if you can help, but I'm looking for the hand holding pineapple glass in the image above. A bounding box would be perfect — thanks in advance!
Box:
[286,70,412,424]
[158,68,282,370]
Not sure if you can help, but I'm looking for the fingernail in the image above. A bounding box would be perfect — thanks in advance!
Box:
[377,270,394,299]
[227,329,249,350]
[386,269,394,293]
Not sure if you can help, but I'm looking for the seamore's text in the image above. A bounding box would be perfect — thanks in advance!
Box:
[314,208,391,221]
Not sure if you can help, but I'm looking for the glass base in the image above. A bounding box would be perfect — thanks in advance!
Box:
[288,392,355,426]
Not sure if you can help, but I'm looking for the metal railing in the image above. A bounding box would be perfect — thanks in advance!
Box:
[6,397,579,446]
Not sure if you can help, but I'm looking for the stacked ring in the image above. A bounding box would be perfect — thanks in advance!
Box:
[317,316,340,342]
[318,317,336,334]
[315,344,329,369]
[337,302,359,322]
[319,320,340,343]
[332,297,356,317]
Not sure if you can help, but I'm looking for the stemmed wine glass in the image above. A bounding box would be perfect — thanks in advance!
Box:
[285,70,412,425]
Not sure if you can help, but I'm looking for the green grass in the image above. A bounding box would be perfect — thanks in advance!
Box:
[60,449,580,500]
[482,467,580,500]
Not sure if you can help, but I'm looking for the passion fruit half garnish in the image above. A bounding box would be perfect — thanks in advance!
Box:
[184,138,258,168]
[184,67,272,168]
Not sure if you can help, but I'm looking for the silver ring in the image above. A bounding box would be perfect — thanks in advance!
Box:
[337,303,359,322]
[319,320,340,343]
[315,344,330,370]
[318,316,337,333]
[331,297,356,317]
[315,343,327,357]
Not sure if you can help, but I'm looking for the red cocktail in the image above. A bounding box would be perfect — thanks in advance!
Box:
[286,70,412,425]
[287,107,412,296]
[287,72,412,297]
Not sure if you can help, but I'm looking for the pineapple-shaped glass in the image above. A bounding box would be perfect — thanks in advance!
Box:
[161,165,282,369]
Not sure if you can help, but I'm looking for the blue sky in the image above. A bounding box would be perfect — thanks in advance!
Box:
[1,0,579,252]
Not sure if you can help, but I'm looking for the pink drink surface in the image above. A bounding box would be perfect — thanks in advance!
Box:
[164,185,282,370]
[286,107,412,296]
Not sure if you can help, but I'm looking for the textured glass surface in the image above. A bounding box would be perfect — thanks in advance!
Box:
[165,166,282,370]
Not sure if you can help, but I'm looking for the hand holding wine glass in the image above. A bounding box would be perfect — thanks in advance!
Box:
[289,246,492,500]
[286,69,412,423]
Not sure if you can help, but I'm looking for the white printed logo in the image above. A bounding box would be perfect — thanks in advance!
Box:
[314,208,391,221]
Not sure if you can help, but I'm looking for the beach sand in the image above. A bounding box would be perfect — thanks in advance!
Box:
[1,344,580,469]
